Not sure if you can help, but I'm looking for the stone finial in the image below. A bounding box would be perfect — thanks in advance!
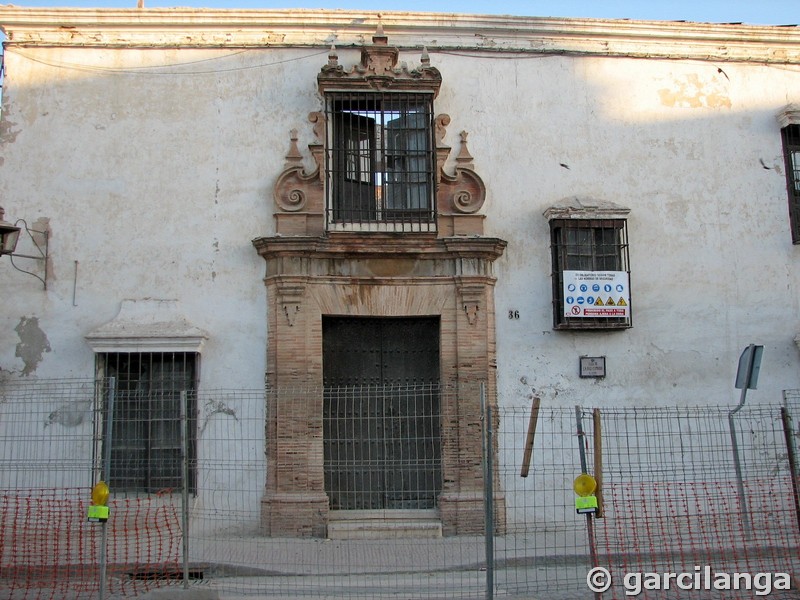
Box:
[421,46,430,66]
[373,22,388,45]
[285,129,303,164]
[456,131,474,167]
[327,44,338,67]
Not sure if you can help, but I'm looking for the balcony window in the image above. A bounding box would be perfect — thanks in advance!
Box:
[325,92,436,232]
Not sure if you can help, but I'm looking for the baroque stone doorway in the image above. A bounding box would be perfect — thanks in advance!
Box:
[253,234,506,537]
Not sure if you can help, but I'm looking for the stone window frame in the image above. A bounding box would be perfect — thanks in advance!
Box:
[544,199,632,331]
[778,104,800,245]
[84,299,208,495]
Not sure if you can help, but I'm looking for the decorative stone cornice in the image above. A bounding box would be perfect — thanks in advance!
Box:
[2,8,799,64]
[777,103,800,128]
[254,235,506,289]
[85,298,208,353]
[253,234,506,261]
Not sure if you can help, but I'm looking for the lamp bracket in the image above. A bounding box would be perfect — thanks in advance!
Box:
[9,219,49,289]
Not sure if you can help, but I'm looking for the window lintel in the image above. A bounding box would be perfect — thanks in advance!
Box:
[777,103,800,129]
[544,197,631,221]
[85,299,208,354]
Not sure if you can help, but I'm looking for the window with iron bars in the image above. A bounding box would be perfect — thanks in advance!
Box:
[781,124,800,244]
[550,219,632,329]
[325,92,436,232]
[99,352,197,493]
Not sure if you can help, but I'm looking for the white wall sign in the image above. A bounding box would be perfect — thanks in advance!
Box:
[580,356,606,378]
[563,271,630,318]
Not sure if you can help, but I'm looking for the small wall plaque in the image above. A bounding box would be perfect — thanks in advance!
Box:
[579,356,606,378]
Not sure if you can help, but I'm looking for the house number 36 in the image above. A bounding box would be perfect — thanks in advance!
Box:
[508,310,520,320]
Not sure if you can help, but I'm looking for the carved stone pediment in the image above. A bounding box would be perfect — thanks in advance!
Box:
[317,26,441,95]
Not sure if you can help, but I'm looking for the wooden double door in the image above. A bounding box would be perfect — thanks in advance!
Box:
[322,317,441,511]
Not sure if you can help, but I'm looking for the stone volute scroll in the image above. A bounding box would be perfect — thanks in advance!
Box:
[436,116,488,236]
[272,116,326,236]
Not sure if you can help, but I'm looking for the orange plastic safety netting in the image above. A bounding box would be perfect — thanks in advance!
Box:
[0,488,182,599]
[596,477,800,600]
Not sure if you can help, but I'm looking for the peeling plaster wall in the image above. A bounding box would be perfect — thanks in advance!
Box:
[482,54,800,409]
[0,17,798,408]
[0,45,272,385]
[13,316,51,375]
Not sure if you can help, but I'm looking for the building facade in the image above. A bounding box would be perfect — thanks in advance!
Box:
[1,8,799,537]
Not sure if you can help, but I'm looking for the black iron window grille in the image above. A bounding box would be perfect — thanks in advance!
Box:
[100,352,198,493]
[550,218,632,330]
[781,124,800,244]
[325,92,436,232]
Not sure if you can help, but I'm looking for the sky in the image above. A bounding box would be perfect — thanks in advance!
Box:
[1,0,799,27]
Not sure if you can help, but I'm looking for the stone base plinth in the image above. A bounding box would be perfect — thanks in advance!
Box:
[261,491,329,537]
[439,491,506,536]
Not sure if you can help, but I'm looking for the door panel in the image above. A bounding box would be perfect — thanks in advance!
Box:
[323,317,441,510]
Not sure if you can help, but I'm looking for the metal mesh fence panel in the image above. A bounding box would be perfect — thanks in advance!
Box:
[494,402,800,600]
[592,405,800,600]
[494,404,593,597]
[0,379,182,599]
[2,378,799,599]
[0,378,99,490]
[190,384,489,599]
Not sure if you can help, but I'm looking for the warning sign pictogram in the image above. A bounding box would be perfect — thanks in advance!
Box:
[562,271,630,319]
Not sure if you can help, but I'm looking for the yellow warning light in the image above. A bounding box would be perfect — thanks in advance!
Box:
[91,481,110,506]
[88,481,110,523]
[573,473,597,497]
[574,473,599,515]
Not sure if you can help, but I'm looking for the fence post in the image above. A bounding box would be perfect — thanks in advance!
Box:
[592,409,604,519]
[575,406,601,600]
[99,376,116,600]
[180,390,190,589]
[780,407,800,536]
[728,412,752,539]
[481,382,494,600]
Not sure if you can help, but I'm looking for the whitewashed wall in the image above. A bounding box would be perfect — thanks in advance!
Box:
[0,14,799,410]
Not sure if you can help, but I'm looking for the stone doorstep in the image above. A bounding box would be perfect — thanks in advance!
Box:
[139,588,219,600]
[327,512,443,540]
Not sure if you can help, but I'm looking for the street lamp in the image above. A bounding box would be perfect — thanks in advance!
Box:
[0,206,49,289]
[0,206,21,255]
